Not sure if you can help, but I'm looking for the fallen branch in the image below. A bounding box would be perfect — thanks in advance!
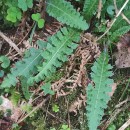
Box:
[0,31,22,55]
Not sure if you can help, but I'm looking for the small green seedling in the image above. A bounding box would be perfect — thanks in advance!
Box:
[32,13,45,28]
[52,104,59,113]
[18,0,33,11]
[41,83,55,95]
[60,124,70,130]
[6,7,22,23]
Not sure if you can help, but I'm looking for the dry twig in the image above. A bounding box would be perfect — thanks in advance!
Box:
[0,31,22,55]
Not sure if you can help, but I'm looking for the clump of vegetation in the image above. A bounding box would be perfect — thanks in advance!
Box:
[0,0,130,130]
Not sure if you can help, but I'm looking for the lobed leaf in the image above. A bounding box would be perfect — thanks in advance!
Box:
[46,0,88,30]
[83,0,98,22]
[28,27,80,84]
[86,53,114,130]
[1,47,43,88]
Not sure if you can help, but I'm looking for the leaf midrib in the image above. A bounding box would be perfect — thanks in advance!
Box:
[34,31,76,81]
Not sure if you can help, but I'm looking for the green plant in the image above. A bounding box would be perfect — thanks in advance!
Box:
[32,116,45,130]
[5,0,22,23]
[0,70,4,78]
[83,0,98,22]
[60,124,70,130]
[50,128,56,130]
[1,0,130,129]
[1,47,43,88]
[0,56,10,78]
[0,56,10,68]
[28,27,80,84]
[10,90,21,106]
[41,83,54,95]
[18,0,33,11]
[52,104,59,113]
[86,52,114,130]
[107,124,116,130]
[6,7,22,23]
[0,0,33,25]
[31,13,45,28]
[12,123,21,130]
[0,97,3,105]
[46,0,88,30]
[110,26,130,42]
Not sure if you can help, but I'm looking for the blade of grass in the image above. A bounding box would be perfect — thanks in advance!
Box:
[119,78,130,102]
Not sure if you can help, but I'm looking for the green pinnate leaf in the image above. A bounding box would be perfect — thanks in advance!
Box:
[0,56,10,68]
[110,25,130,42]
[21,77,31,100]
[46,0,88,30]
[86,53,114,130]
[1,47,43,88]
[83,0,98,22]
[29,27,80,84]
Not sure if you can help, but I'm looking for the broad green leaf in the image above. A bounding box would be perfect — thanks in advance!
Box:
[0,56,10,68]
